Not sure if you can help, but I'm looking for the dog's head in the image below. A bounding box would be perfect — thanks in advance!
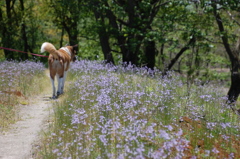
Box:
[72,44,78,62]
[66,44,78,62]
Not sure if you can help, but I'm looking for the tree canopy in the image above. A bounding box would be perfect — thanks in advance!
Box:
[0,1,236,64]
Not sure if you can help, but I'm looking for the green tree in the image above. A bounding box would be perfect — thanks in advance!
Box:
[0,0,19,60]
[91,0,114,64]
[90,0,169,68]
[0,0,38,60]
[47,0,81,45]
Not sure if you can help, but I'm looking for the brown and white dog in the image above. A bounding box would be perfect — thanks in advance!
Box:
[40,42,78,99]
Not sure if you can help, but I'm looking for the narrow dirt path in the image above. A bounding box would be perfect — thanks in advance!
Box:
[0,73,54,159]
[0,94,53,159]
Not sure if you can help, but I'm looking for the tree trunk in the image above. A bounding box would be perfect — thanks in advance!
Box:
[62,17,78,46]
[65,22,78,46]
[60,25,64,47]
[122,40,139,65]
[213,4,240,105]
[93,3,114,64]
[228,72,240,103]
[20,0,29,60]
[3,0,14,60]
[98,30,114,64]
[145,40,156,69]
[103,3,127,64]
[160,43,165,70]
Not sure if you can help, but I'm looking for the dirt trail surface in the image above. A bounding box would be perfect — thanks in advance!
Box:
[0,93,53,159]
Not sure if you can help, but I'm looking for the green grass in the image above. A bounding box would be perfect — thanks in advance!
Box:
[34,60,240,158]
[0,61,48,130]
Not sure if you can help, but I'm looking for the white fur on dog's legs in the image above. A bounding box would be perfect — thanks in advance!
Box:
[59,78,63,95]
[57,75,63,96]
[51,77,56,99]
[61,71,68,94]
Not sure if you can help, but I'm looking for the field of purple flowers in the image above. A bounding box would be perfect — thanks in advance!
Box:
[0,61,46,129]
[35,60,239,158]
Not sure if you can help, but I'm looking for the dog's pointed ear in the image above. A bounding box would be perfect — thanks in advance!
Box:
[73,44,78,52]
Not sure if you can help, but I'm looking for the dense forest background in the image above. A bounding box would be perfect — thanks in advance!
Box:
[0,0,239,68]
[1,0,240,102]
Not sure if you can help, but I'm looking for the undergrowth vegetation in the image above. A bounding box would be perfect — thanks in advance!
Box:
[35,60,240,158]
[0,61,47,130]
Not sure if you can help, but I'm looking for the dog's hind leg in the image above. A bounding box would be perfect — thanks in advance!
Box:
[61,71,68,94]
[50,66,57,99]
[50,77,57,99]
[56,64,65,97]
[57,74,63,96]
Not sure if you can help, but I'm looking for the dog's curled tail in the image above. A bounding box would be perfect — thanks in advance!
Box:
[40,42,58,56]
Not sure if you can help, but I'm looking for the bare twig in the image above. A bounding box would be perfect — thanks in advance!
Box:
[203,37,222,44]
[227,11,240,26]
